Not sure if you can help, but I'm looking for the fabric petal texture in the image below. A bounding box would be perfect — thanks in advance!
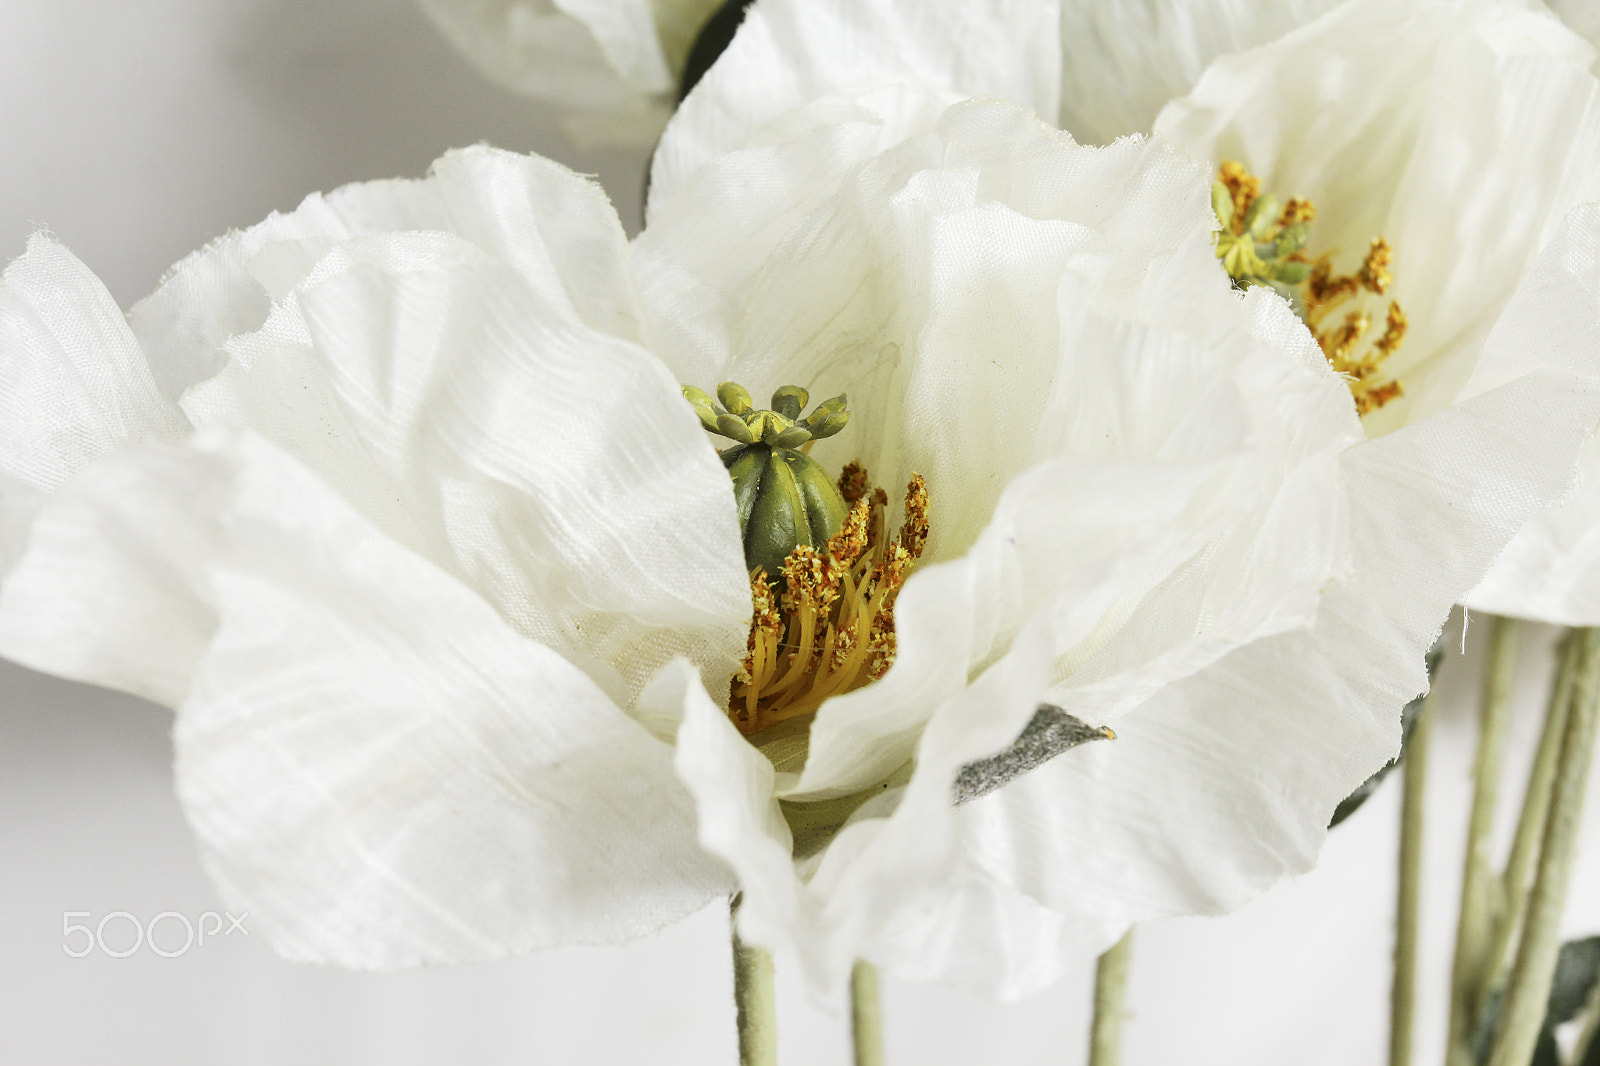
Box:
[0,237,200,704]
[410,0,727,145]
[10,0,1600,1001]
[173,427,732,964]
[649,0,1063,212]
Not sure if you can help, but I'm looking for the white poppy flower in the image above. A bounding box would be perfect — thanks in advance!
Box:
[670,0,1600,629]
[412,0,725,145]
[647,0,1600,987]
[7,3,1600,995]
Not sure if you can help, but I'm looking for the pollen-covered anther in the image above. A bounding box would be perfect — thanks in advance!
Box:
[838,461,869,505]
[1210,161,1406,417]
[1219,160,1261,228]
[728,466,929,735]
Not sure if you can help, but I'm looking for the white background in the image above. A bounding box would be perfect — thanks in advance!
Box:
[3,1,1599,1062]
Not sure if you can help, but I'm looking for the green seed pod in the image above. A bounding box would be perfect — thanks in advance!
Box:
[1244,193,1280,238]
[1273,259,1313,285]
[736,445,848,579]
[1275,221,1310,257]
[716,412,756,444]
[770,385,809,420]
[801,394,849,438]
[683,380,853,578]
[770,425,813,449]
[804,409,849,440]
[682,385,722,431]
[717,381,753,415]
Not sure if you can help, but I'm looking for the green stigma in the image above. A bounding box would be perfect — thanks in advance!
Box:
[683,381,850,581]
[1211,177,1314,311]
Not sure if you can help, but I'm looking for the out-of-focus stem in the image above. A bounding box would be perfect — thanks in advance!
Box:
[1391,688,1436,1066]
[1476,630,1580,1027]
[1446,616,1520,1066]
[850,960,883,1066]
[1088,929,1133,1066]
[730,896,776,1066]
[1486,628,1600,1066]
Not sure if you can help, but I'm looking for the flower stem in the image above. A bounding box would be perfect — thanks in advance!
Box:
[730,896,777,1066]
[1446,615,1520,1066]
[1391,687,1436,1066]
[850,960,883,1066]
[1475,629,1581,1027]
[1486,627,1600,1066]
[1088,929,1133,1066]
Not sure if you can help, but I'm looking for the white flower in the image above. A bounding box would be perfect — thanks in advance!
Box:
[413,0,725,145]
[671,0,1600,628]
[6,0,1600,993]
[647,0,1600,982]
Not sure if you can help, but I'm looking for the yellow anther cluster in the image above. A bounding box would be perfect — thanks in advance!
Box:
[1306,237,1408,415]
[1213,161,1407,416]
[730,465,929,736]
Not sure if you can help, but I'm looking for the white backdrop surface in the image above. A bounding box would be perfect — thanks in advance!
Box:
[3,2,1599,1063]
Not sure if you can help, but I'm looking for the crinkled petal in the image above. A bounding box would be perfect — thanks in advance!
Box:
[1154,0,1600,434]
[1549,0,1600,70]
[130,146,647,394]
[0,237,198,702]
[0,445,220,706]
[1464,203,1600,622]
[967,356,1600,933]
[649,0,1063,212]
[0,235,186,491]
[1057,0,1344,144]
[644,96,1357,799]
[174,427,730,965]
[412,0,674,139]
[181,228,749,705]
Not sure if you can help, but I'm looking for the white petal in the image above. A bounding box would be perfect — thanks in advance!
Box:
[0,236,186,492]
[1057,0,1344,144]
[183,229,750,706]
[1154,0,1600,434]
[645,97,1357,800]
[0,444,220,706]
[130,146,647,392]
[1463,203,1600,622]
[175,428,731,965]
[649,0,1063,212]
[1549,0,1600,69]
[411,0,675,136]
[0,237,197,703]
[865,858,1113,999]
[967,355,1600,929]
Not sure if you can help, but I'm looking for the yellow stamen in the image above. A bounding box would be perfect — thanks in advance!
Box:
[728,466,928,735]
[1214,162,1406,416]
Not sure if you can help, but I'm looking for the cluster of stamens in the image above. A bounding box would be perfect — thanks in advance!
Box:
[1214,161,1408,415]
[731,464,929,735]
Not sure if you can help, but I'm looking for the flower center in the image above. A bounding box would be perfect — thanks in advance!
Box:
[683,382,929,735]
[1212,161,1408,416]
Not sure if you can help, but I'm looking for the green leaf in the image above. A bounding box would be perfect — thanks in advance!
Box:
[1470,936,1600,1064]
[1549,936,1600,1025]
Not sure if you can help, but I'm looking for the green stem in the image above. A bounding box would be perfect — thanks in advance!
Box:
[730,896,777,1066]
[850,960,883,1066]
[1446,615,1520,1066]
[1476,630,1581,1028]
[1486,627,1600,1066]
[1392,687,1436,1066]
[1088,929,1133,1066]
